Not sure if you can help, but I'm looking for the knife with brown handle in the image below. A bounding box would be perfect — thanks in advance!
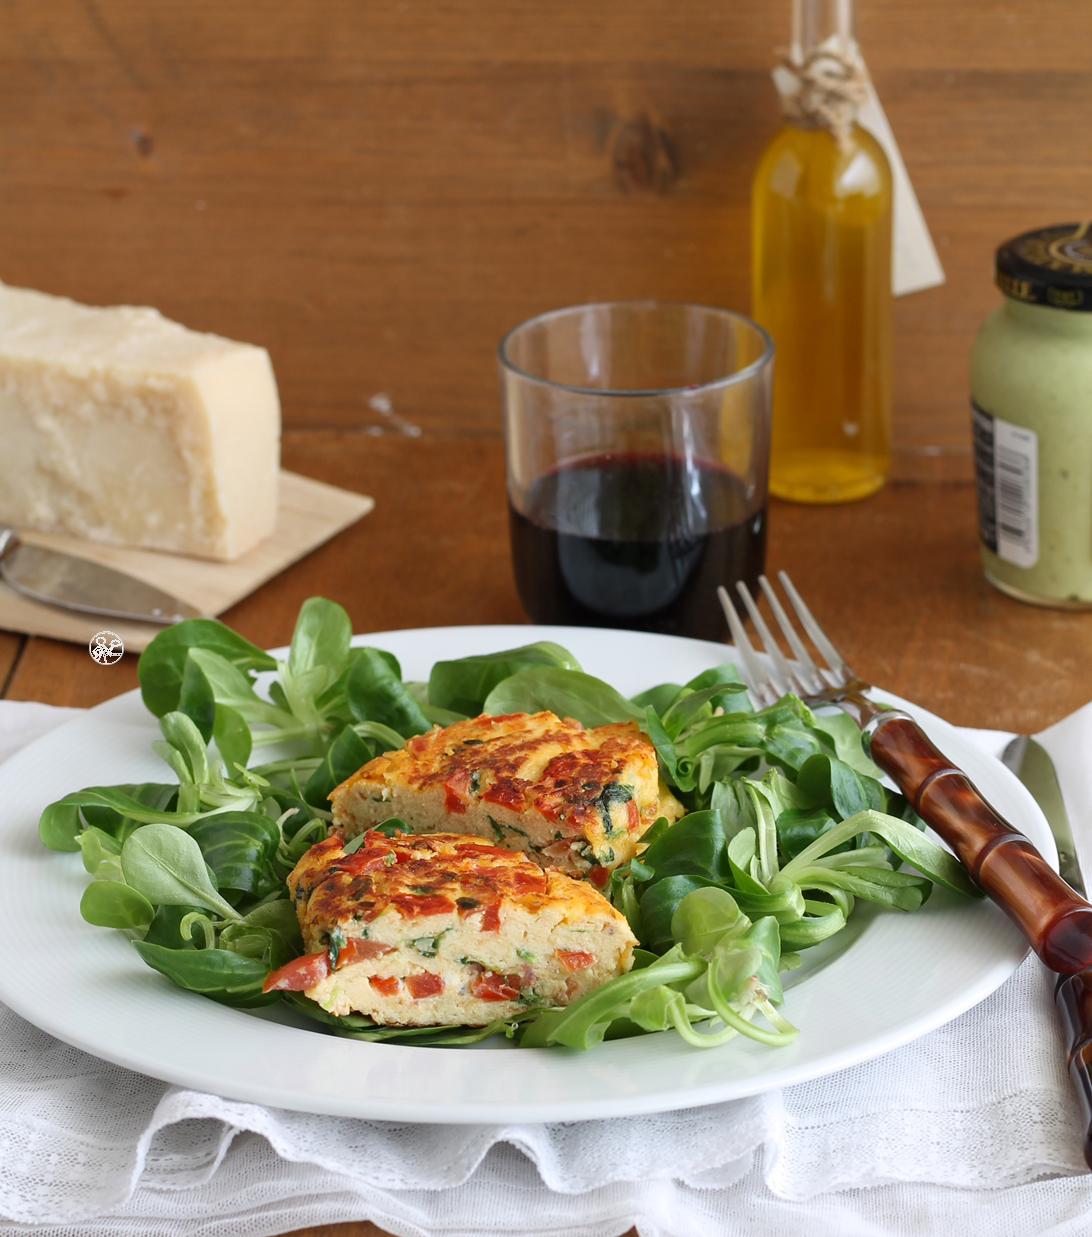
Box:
[1002,736,1092,1172]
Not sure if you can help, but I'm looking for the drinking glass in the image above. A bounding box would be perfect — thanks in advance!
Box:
[499,301,774,641]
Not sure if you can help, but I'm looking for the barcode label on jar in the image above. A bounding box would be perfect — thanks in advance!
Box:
[972,403,1038,568]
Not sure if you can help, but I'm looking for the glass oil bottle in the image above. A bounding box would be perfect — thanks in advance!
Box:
[752,0,893,503]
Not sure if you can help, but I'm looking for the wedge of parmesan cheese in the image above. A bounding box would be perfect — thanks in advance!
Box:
[0,282,280,560]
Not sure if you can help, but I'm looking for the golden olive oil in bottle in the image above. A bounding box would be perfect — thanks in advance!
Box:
[752,0,893,503]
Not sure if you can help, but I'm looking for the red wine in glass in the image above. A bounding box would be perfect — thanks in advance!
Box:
[509,452,766,641]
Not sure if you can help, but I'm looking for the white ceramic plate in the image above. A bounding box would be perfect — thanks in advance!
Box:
[0,625,1046,1123]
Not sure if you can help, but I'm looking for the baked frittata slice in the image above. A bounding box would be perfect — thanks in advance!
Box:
[263,830,637,1026]
[328,711,683,884]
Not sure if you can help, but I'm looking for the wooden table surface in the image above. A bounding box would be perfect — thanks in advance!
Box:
[2,433,1091,1237]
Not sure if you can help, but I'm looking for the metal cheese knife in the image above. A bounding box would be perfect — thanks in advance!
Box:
[0,525,203,626]
[1002,735,1092,1171]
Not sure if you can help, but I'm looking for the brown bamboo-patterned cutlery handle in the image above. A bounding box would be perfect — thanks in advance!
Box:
[722,577,1092,1164]
[866,713,1092,975]
[1056,972,1092,1169]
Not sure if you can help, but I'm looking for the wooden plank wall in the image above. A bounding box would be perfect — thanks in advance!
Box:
[1,1,1086,476]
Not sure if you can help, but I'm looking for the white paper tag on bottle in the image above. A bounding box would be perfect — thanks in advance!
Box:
[971,403,1039,568]
[772,49,945,298]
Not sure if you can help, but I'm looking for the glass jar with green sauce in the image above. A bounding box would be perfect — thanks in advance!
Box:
[971,223,1092,607]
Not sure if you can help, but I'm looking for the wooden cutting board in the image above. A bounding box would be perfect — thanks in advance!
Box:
[0,471,374,653]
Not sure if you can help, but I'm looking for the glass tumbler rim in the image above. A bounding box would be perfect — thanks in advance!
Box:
[496,299,775,399]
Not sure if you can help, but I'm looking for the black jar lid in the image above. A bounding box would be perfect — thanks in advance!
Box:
[996,224,1092,311]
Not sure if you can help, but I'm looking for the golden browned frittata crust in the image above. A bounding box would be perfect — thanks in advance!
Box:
[267,830,636,1026]
[329,711,682,882]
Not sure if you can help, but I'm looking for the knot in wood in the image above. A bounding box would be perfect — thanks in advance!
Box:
[609,113,677,195]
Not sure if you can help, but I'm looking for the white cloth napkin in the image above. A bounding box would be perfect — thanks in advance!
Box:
[2,704,1092,1237]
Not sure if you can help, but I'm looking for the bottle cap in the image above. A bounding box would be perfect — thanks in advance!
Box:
[996,224,1092,311]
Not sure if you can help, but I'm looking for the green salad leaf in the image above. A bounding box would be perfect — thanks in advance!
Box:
[428,642,582,717]
[482,665,642,728]
[137,620,277,718]
[347,648,431,738]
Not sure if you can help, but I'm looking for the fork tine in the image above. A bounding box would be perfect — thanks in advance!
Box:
[777,571,850,686]
[734,581,797,698]
[716,585,777,707]
[755,574,826,696]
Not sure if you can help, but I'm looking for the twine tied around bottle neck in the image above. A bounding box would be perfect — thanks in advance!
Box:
[778,47,869,152]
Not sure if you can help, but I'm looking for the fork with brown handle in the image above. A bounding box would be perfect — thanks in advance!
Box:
[718,571,1092,1169]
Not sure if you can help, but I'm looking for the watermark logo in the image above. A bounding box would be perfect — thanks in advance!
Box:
[89,631,124,665]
